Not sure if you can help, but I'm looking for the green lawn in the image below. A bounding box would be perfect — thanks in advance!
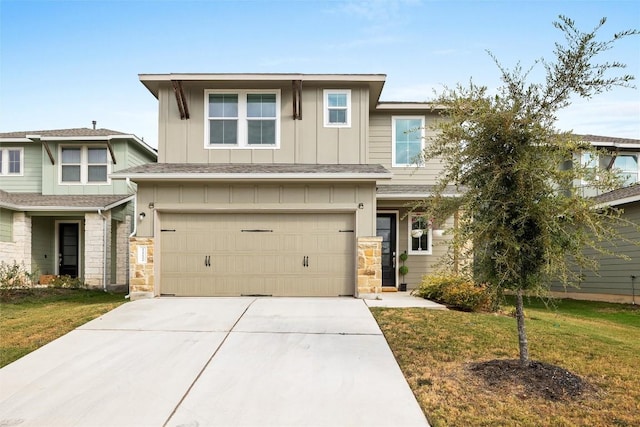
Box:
[372,298,640,427]
[0,288,127,367]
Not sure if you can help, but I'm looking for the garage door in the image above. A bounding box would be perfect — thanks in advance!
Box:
[159,213,355,296]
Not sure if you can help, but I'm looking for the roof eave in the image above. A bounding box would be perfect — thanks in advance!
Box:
[111,172,392,181]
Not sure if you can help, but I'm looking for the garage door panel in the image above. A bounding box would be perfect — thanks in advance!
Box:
[160,213,354,297]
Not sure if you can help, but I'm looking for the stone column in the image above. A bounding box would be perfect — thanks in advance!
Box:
[357,236,382,296]
[84,211,111,289]
[129,237,154,300]
[7,212,32,271]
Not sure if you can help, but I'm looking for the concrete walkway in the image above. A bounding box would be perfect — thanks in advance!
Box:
[0,297,431,427]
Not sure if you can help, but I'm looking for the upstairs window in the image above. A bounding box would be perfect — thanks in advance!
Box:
[408,213,432,255]
[60,146,110,184]
[613,154,638,186]
[0,148,24,176]
[393,116,425,167]
[206,90,280,148]
[324,90,351,127]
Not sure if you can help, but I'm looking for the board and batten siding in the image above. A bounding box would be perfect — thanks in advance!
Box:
[552,201,640,299]
[135,182,376,239]
[0,143,42,193]
[42,140,129,196]
[157,83,369,165]
[368,112,445,186]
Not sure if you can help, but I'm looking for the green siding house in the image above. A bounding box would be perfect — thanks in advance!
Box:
[0,127,157,290]
[550,135,640,303]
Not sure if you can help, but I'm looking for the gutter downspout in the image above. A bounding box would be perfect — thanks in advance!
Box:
[126,178,137,299]
[97,209,108,292]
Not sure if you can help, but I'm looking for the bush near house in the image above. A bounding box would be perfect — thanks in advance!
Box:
[413,272,499,312]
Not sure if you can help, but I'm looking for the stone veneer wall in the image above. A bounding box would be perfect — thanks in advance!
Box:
[129,237,154,299]
[84,212,111,289]
[0,212,31,270]
[115,216,131,285]
[357,236,382,295]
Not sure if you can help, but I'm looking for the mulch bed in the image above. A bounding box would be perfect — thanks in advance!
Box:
[468,359,596,401]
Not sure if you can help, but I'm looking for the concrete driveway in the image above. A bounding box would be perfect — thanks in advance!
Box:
[0,297,430,426]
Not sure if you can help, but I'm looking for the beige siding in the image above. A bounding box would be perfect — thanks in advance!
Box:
[376,201,454,290]
[369,112,445,186]
[136,182,375,239]
[157,83,369,165]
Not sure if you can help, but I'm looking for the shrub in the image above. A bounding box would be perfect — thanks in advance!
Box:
[0,261,37,289]
[49,275,87,289]
[413,272,498,312]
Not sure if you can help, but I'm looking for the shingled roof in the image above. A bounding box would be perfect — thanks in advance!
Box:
[577,134,640,145]
[112,163,391,179]
[594,184,640,206]
[0,128,129,138]
[0,190,133,211]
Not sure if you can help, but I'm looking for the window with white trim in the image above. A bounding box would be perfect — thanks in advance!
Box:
[205,90,280,148]
[0,148,24,176]
[60,146,110,184]
[393,116,425,167]
[324,89,351,127]
[408,213,432,255]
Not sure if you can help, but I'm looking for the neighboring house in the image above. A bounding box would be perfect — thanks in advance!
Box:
[575,134,640,197]
[0,128,157,290]
[114,73,456,299]
[549,134,640,303]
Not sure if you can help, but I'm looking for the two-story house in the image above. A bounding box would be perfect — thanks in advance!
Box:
[551,134,640,303]
[0,127,157,290]
[115,73,455,299]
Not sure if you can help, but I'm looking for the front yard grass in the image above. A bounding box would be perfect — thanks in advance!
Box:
[371,298,640,427]
[0,288,127,368]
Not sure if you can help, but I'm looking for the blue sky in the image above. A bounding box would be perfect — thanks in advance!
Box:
[1,0,638,147]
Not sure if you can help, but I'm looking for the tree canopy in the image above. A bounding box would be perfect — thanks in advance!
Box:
[419,16,639,366]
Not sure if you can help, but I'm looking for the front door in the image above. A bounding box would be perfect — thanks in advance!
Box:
[59,223,79,277]
[376,213,396,287]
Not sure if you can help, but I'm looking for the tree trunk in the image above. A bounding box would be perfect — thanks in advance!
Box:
[515,288,530,367]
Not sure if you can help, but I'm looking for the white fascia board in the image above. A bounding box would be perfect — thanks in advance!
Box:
[590,142,640,149]
[108,135,158,158]
[376,102,446,111]
[594,194,640,208]
[110,172,392,181]
[104,194,136,210]
[0,137,34,143]
[139,73,386,83]
[0,203,108,212]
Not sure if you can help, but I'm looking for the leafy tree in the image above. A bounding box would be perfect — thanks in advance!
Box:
[420,16,638,367]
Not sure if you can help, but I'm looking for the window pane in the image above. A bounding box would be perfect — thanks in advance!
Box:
[395,119,423,164]
[209,120,238,144]
[615,155,638,185]
[8,150,21,173]
[248,120,276,145]
[247,94,276,118]
[88,165,107,182]
[62,148,81,163]
[62,165,81,182]
[209,94,238,118]
[88,148,107,164]
[329,109,346,124]
[328,93,347,107]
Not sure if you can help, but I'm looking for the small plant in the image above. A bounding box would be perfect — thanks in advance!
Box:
[399,251,409,291]
[413,272,499,312]
[0,261,37,289]
[49,275,87,289]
